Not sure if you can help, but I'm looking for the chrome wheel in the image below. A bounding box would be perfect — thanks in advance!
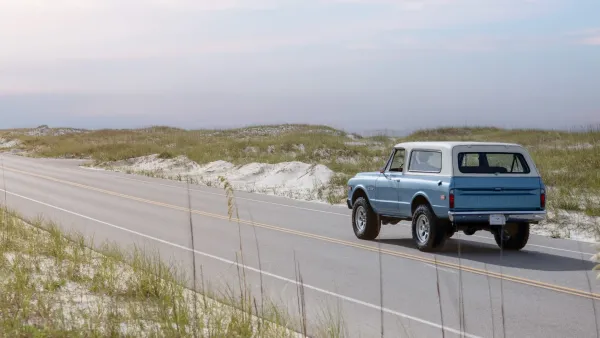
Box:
[355,205,367,233]
[416,214,430,243]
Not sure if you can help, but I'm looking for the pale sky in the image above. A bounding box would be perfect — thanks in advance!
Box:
[1,0,599,132]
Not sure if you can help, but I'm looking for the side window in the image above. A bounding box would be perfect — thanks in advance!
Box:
[409,150,442,173]
[388,149,406,172]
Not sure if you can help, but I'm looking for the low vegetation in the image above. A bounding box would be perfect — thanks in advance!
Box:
[1,126,598,335]
[1,123,600,238]
[0,205,340,337]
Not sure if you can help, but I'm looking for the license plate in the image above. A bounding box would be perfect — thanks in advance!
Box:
[489,214,506,225]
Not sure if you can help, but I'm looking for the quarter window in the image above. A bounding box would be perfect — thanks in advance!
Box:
[388,149,405,172]
[408,150,442,173]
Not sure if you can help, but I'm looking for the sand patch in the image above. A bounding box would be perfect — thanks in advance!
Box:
[96,154,335,201]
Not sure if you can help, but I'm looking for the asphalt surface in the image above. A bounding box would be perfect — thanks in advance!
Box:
[0,154,599,338]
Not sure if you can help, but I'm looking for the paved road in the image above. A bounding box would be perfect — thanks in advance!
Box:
[1,154,599,338]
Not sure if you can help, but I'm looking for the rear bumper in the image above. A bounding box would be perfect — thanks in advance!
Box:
[448,210,546,223]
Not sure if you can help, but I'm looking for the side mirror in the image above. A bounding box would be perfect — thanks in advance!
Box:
[379,168,385,173]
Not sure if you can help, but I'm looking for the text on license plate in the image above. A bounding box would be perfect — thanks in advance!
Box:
[489,214,506,225]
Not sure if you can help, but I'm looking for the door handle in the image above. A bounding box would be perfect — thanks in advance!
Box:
[392,178,402,182]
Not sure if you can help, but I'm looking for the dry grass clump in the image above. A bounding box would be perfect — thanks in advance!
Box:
[0,205,341,337]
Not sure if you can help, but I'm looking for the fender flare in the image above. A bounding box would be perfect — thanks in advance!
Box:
[410,192,433,214]
[351,186,370,204]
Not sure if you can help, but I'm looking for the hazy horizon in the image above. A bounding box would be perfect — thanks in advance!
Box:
[1,1,599,131]
[6,121,600,139]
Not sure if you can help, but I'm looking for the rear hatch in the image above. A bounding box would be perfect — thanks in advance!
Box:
[451,177,543,211]
[450,144,543,212]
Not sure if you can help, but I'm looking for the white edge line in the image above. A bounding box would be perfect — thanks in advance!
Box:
[1,187,481,338]
[77,166,350,217]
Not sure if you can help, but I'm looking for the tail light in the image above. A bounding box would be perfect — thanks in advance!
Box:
[449,189,455,209]
[540,189,546,208]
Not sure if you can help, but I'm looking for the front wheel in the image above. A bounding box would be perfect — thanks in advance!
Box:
[352,197,381,240]
[412,204,447,252]
[493,222,529,251]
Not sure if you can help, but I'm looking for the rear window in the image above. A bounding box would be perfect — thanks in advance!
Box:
[457,152,530,174]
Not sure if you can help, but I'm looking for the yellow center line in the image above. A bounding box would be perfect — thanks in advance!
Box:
[6,166,600,301]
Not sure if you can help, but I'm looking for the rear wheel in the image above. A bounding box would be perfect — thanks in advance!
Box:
[352,197,381,240]
[411,204,447,252]
[493,222,529,251]
[445,222,456,239]
[463,228,476,236]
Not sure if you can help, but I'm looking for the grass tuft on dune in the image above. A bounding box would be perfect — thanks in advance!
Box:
[0,206,341,337]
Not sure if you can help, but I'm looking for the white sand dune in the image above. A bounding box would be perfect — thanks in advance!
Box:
[99,154,336,202]
[0,138,20,148]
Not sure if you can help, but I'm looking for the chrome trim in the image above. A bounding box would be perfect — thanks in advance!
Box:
[448,210,546,222]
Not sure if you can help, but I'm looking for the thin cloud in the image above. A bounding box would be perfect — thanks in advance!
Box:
[566,28,600,46]
[0,0,592,96]
[581,36,600,45]
[0,0,563,65]
[579,29,600,45]
[0,0,278,11]
[345,34,559,53]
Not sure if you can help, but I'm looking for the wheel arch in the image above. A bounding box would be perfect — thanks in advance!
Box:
[351,186,369,205]
[411,193,432,215]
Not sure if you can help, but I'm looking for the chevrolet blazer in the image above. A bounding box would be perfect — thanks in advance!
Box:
[346,141,547,252]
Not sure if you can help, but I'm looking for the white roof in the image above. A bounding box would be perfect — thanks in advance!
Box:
[393,141,522,150]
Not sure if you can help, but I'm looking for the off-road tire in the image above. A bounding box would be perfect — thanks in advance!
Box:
[412,204,447,252]
[352,197,381,240]
[463,228,476,236]
[493,222,530,251]
[445,222,456,239]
